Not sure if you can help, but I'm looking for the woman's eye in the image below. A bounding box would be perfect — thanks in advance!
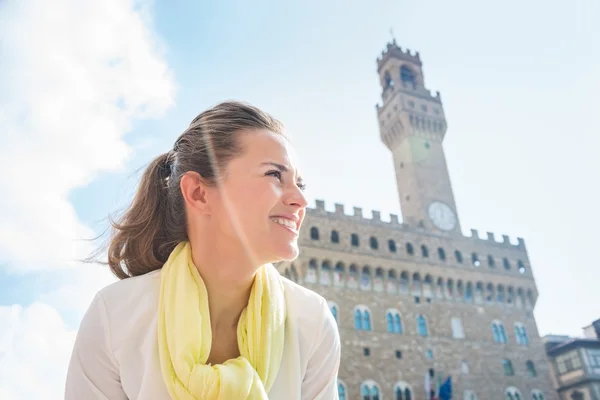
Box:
[266,170,282,180]
[297,182,307,191]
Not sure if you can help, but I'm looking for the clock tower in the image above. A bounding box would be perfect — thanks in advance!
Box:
[376,41,461,234]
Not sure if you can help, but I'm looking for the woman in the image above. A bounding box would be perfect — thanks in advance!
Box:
[65,101,341,399]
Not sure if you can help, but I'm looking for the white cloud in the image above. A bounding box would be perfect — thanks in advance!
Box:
[0,0,175,273]
[0,0,175,397]
[0,303,76,400]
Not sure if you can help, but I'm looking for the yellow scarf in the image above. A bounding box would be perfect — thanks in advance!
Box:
[157,242,286,399]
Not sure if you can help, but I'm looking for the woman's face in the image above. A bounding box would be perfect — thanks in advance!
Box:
[205,129,308,265]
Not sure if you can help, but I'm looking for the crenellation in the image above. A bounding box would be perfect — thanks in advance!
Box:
[306,201,526,251]
[315,199,326,213]
[372,210,381,221]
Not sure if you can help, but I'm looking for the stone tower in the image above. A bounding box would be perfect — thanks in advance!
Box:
[376,40,460,235]
[276,42,556,400]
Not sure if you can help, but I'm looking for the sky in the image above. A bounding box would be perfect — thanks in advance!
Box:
[0,0,598,398]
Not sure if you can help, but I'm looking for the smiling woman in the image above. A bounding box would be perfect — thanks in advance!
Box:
[64,101,341,400]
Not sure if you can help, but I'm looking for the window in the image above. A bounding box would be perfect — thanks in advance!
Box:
[587,349,600,367]
[386,310,403,334]
[471,252,480,266]
[515,323,529,345]
[426,348,434,359]
[488,255,495,267]
[389,239,397,252]
[370,237,378,250]
[328,302,338,323]
[503,359,514,376]
[556,350,582,374]
[406,242,414,255]
[421,245,429,257]
[438,247,446,261]
[518,260,526,273]
[461,360,469,374]
[395,350,402,359]
[492,321,507,343]
[331,230,339,243]
[310,227,319,240]
[531,390,544,400]
[360,381,381,400]
[570,391,584,400]
[452,318,465,339]
[464,390,477,400]
[338,381,347,400]
[417,315,429,336]
[363,347,370,356]
[503,258,511,270]
[455,250,463,263]
[394,382,413,400]
[526,361,537,377]
[354,306,372,331]
[400,65,416,88]
[351,233,359,247]
[505,387,523,400]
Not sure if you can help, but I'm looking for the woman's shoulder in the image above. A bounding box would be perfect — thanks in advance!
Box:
[94,269,162,323]
[279,276,337,337]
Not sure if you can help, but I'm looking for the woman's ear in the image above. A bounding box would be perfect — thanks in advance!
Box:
[180,171,212,215]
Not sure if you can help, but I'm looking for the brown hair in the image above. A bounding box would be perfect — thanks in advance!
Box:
[106,101,285,279]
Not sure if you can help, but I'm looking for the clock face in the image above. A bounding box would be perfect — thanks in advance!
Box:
[427,201,457,231]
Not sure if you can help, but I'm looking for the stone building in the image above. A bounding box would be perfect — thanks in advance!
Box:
[277,41,555,400]
[543,319,600,399]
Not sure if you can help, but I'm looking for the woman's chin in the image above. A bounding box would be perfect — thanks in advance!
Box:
[271,242,300,262]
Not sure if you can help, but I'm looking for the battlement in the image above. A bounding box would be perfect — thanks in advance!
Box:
[376,39,422,72]
[308,199,525,250]
[376,84,442,110]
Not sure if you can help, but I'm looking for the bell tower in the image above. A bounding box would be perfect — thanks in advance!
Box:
[376,40,461,234]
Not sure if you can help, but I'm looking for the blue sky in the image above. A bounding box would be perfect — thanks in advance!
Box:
[0,0,598,398]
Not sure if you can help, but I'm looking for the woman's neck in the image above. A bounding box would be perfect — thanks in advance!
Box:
[189,236,258,331]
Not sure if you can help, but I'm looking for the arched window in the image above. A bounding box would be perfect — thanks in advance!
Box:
[386,309,403,334]
[388,239,397,252]
[417,314,429,336]
[406,242,414,255]
[384,70,394,89]
[465,282,473,302]
[471,252,480,266]
[526,360,537,377]
[310,227,319,240]
[400,65,416,88]
[351,233,360,247]
[354,306,372,331]
[487,254,495,267]
[370,236,379,250]
[455,250,463,263]
[394,382,413,400]
[328,301,339,323]
[421,245,429,257]
[360,381,381,400]
[331,230,339,243]
[338,381,347,400]
[360,266,372,290]
[464,390,477,400]
[515,323,530,345]
[438,247,446,261]
[518,260,526,273]
[503,257,511,270]
[505,387,522,400]
[492,321,507,343]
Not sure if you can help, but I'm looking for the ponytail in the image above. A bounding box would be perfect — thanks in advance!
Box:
[107,152,186,279]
